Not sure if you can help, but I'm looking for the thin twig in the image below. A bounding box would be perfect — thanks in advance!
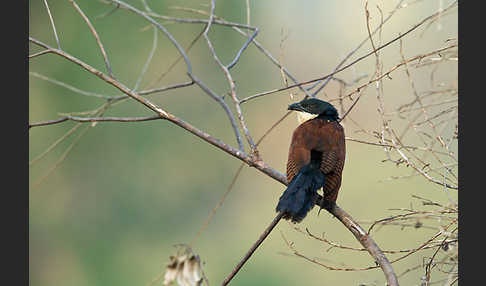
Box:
[31,115,161,128]
[29,49,53,59]
[308,0,405,97]
[200,0,258,154]
[70,0,114,78]
[29,72,113,99]
[169,6,312,98]
[29,123,82,165]
[146,12,257,30]
[189,73,246,151]
[143,29,203,90]
[31,124,91,189]
[43,0,61,49]
[221,213,284,286]
[226,28,258,70]
[133,26,158,92]
[296,227,455,254]
[29,36,277,180]
[98,1,247,151]
[239,0,458,104]
[332,44,457,105]
[29,117,69,129]
[190,110,292,247]
[29,3,454,284]
[139,81,195,96]
[245,0,250,36]
[190,164,245,247]
[109,0,192,73]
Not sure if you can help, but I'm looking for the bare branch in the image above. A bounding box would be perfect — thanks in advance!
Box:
[30,115,162,128]
[221,213,284,286]
[308,0,404,97]
[146,12,256,30]
[109,0,192,74]
[295,227,455,254]
[221,199,399,285]
[202,0,215,35]
[29,72,113,99]
[239,0,458,104]
[29,123,82,166]
[30,2,457,285]
[70,0,114,78]
[28,37,272,179]
[245,0,250,36]
[200,0,258,154]
[334,44,457,105]
[132,26,158,92]
[144,29,203,90]
[31,124,91,189]
[109,0,246,151]
[29,49,53,59]
[138,81,195,96]
[43,0,61,49]
[29,117,69,129]
[226,28,258,70]
[169,6,312,98]
[189,73,246,151]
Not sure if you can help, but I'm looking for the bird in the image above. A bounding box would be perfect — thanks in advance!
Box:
[276,97,346,223]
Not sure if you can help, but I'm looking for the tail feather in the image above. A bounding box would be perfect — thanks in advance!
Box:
[276,164,325,223]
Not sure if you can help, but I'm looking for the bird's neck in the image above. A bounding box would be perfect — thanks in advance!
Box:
[316,113,339,122]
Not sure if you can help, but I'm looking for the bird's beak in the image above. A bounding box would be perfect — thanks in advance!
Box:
[288,102,305,112]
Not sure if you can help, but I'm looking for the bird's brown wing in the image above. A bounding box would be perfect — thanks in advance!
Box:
[320,122,345,202]
[286,120,345,202]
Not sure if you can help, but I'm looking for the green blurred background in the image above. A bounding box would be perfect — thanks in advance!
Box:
[29,0,458,285]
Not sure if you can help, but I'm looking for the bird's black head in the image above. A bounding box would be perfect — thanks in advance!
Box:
[288,98,339,121]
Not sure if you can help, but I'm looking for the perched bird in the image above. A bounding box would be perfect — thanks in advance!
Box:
[276,98,346,223]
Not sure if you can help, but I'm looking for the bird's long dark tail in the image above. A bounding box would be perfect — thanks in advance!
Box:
[276,151,325,223]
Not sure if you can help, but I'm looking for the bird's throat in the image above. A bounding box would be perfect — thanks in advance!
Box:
[296,111,318,124]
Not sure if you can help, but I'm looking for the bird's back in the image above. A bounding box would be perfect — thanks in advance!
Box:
[286,118,345,203]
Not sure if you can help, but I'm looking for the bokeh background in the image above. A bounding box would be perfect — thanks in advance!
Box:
[29,1,458,285]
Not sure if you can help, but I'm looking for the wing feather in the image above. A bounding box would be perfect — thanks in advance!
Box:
[286,120,345,202]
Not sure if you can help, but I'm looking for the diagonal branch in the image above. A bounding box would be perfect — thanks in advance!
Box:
[29,37,398,285]
[28,36,263,173]
[30,3,458,284]
[221,200,399,286]
[30,10,401,281]
[29,37,400,286]
[221,213,284,286]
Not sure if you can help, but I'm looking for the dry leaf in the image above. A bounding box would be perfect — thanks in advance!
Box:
[163,248,203,286]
